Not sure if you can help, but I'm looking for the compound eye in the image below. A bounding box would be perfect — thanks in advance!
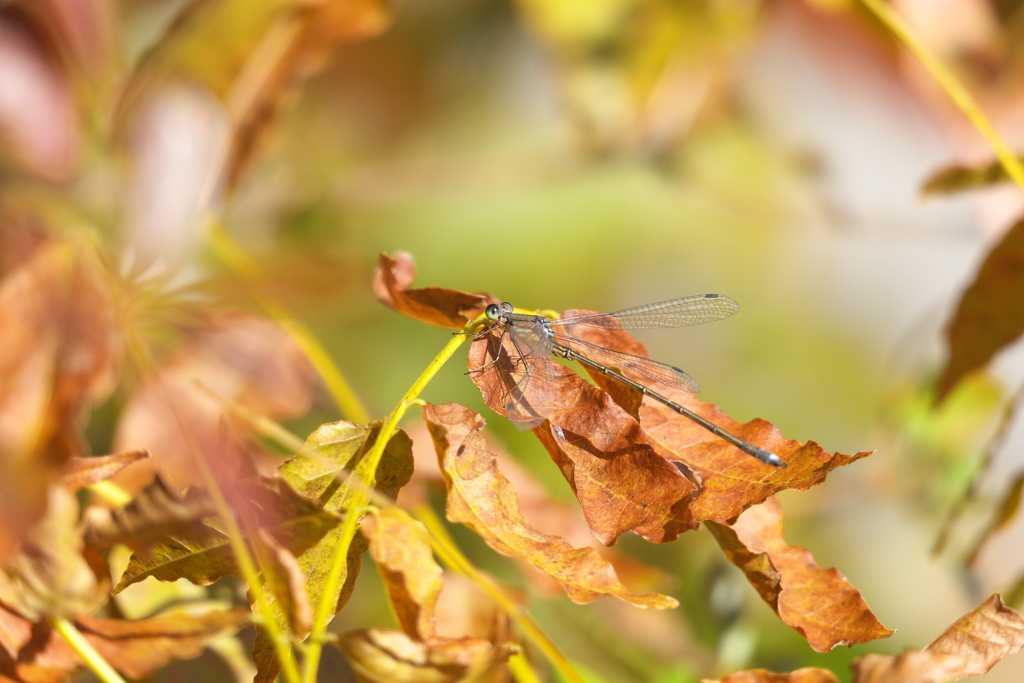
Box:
[485,304,500,320]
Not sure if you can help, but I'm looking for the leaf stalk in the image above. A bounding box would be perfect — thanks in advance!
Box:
[300,318,485,683]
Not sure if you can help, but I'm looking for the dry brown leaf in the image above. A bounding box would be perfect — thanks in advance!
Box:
[0,601,249,682]
[936,217,1024,403]
[336,628,515,683]
[706,497,893,653]
[400,421,664,599]
[702,668,841,683]
[373,252,495,329]
[362,507,443,641]
[113,311,313,491]
[569,310,870,522]
[851,594,1024,683]
[62,451,149,493]
[642,398,870,524]
[422,402,678,609]
[77,608,250,679]
[81,475,211,551]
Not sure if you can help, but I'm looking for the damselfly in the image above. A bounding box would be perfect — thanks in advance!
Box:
[476,295,784,467]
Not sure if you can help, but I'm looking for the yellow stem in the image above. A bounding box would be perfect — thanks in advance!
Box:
[301,324,482,683]
[205,223,371,424]
[51,617,127,683]
[415,505,586,683]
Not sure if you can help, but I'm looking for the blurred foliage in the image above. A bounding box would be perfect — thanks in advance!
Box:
[4,0,1024,681]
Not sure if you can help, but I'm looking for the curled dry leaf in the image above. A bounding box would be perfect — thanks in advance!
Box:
[337,628,515,683]
[701,668,841,683]
[82,475,211,551]
[851,594,1024,683]
[469,307,869,538]
[373,252,495,329]
[705,497,892,652]
[114,311,314,491]
[0,239,121,558]
[936,217,1024,403]
[422,402,678,609]
[0,601,249,682]
[357,508,520,682]
[641,397,869,524]
[77,607,251,680]
[361,507,443,641]
[62,450,149,493]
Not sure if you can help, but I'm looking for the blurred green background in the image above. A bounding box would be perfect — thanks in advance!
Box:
[5,0,1024,680]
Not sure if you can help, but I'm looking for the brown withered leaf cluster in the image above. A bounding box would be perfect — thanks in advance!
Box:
[59,419,437,683]
[375,252,896,655]
[0,451,249,682]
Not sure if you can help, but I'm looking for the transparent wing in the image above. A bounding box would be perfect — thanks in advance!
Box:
[550,333,702,394]
[550,294,739,330]
[468,323,560,428]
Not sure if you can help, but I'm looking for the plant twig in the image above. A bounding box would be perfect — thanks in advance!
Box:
[301,321,484,683]
[51,617,127,683]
